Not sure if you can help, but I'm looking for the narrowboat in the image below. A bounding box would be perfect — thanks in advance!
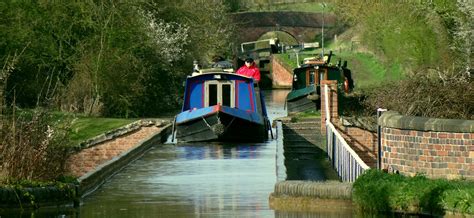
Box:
[173,69,271,142]
[286,52,353,113]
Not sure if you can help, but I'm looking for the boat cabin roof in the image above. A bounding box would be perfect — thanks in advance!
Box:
[188,70,253,83]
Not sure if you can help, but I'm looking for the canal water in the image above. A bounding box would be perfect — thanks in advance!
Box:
[3,90,356,217]
[79,90,290,217]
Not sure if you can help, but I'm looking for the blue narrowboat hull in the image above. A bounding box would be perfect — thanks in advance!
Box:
[175,105,268,142]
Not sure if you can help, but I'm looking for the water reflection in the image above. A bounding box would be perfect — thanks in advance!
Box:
[79,141,277,217]
[177,144,260,160]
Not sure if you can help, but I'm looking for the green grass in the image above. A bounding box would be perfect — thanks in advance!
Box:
[69,116,137,145]
[10,109,137,146]
[334,52,392,89]
[275,41,404,90]
[353,170,474,215]
[290,110,321,122]
[274,49,322,69]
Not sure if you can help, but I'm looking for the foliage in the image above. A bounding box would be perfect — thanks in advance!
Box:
[334,0,471,77]
[329,1,472,119]
[0,108,72,181]
[361,74,473,119]
[353,170,474,215]
[0,1,236,118]
[143,0,237,63]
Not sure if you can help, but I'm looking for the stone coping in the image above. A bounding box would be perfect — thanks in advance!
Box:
[77,124,171,197]
[379,111,474,133]
[72,119,169,152]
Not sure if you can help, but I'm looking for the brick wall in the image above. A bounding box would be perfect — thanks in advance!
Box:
[67,126,163,177]
[320,81,474,179]
[380,112,474,180]
[320,80,378,168]
[271,56,293,88]
[335,125,378,168]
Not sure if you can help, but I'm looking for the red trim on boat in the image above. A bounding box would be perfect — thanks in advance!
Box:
[248,82,254,112]
[213,104,222,112]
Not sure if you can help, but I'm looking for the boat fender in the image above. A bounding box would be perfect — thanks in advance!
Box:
[307,94,320,101]
[211,123,225,136]
[344,78,350,93]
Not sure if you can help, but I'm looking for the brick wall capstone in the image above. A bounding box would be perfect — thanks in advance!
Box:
[379,111,474,180]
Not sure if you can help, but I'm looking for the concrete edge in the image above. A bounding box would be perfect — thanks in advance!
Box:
[379,111,474,133]
[268,193,354,213]
[271,180,353,200]
[77,124,172,197]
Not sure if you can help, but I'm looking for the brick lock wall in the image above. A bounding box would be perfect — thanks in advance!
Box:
[67,126,162,177]
[381,128,473,180]
[320,80,378,167]
[336,125,378,168]
[271,56,293,88]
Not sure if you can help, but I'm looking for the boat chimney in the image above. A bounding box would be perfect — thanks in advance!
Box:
[326,51,333,64]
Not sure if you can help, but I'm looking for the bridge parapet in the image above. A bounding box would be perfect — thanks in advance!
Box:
[232,11,335,28]
[231,11,338,45]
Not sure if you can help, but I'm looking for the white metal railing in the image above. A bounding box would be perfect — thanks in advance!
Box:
[324,85,370,182]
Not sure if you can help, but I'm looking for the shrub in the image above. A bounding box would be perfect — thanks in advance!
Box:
[360,73,473,120]
[0,108,72,182]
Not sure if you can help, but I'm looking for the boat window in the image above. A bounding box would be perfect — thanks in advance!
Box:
[222,84,231,107]
[209,84,218,106]
[204,80,235,107]
[309,70,315,85]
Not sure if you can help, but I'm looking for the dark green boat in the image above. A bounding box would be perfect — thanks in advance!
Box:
[286,52,353,114]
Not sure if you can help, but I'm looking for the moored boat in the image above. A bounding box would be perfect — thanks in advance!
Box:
[286,52,353,114]
[173,69,271,142]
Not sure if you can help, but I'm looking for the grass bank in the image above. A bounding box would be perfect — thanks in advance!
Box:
[353,170,474,215]
[274,45,403,90]
[68,116,137,146]
[10,110,138,147]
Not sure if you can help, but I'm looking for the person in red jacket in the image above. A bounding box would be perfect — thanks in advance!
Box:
[236,58,260,83]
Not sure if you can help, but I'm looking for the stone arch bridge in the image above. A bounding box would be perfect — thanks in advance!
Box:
[231,11,338,45]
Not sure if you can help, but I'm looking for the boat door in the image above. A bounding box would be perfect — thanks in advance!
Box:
[204,80,235,107]
[307,68,317,86]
